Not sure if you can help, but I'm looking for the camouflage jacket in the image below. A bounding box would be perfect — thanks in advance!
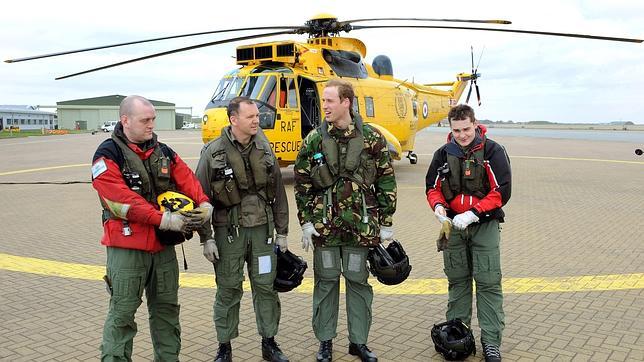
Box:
[294,115,397,247]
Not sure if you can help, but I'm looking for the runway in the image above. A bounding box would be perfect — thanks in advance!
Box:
[1,128,642,361]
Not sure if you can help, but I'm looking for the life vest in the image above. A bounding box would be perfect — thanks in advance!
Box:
[206,127,277,240]
[102,133,186,246]
[312,114,377,189]
[441,145,490,202]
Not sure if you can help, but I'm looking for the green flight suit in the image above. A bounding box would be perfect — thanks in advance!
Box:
[294,115,397,344]
[196,127,288,343]
[443,220,504,346]
[101,246,180,362]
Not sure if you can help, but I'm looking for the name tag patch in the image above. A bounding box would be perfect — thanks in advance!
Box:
[92,159,108,179]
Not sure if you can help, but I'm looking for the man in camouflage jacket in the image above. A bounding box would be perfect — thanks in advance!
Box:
[294,79,396,362]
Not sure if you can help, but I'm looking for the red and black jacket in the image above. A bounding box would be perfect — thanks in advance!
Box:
[425,125,511,223]
[91,124,208,252]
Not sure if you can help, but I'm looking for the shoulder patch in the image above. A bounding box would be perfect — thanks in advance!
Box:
[91,159,108,179]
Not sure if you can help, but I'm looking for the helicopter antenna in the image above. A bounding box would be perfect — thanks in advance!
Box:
[395,79,409,89]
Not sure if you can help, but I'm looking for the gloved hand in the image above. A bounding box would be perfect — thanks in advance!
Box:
[379,225,394,242]
[181,202,213,226]
[452,211,479,230]
[159,211,190,232]
[202,239,219,263]
[434,204,452,224]
[301,222,319,252]
[436,220,452,252]
[275,234,288,250]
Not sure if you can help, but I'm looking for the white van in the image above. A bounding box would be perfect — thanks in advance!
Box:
[101,121,118,132]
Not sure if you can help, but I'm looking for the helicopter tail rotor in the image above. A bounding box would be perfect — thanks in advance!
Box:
[465,46,483,106]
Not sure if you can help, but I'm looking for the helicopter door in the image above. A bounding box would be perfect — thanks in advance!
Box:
[271,76,302,159]
[298,76,320,138]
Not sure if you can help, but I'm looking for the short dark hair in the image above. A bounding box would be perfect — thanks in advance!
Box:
[325,79,354,114]
[448,104,476,124]
[227,96,255,119]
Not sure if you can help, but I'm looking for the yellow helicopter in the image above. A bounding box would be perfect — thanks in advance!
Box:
[6,14,641,166]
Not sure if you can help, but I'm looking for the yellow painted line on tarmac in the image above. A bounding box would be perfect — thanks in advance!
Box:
[0,163,89,176]
[511,155,644,165]
[2,253,643,295]
[0,158,202,177]
[3,154,641,177]
[416,154,644,165]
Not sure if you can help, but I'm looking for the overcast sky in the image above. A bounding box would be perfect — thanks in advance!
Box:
[2,0,642,123]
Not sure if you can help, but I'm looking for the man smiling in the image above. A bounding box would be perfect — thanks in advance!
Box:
[425,104,512,362]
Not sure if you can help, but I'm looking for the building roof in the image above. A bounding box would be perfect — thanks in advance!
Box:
[0,105,56,115]
[57,95,174,107]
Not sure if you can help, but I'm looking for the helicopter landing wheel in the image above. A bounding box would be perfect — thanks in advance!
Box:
[407,151,418,164]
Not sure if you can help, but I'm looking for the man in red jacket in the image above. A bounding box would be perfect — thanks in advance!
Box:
[91,95,211,361]
[425,104,511,362]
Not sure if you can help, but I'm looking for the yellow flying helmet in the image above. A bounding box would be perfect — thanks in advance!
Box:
[157,191,196,213]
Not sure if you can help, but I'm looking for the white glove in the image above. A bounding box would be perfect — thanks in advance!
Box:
[434,204,452,224]
[379,225,394,242]
[301,222,319,252]
[159,211,189,232]
[276,234,288,250]
[202,239,219,263]
[452,211,479,230]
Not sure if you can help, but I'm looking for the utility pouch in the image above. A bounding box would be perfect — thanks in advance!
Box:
[311,163,335,189]
[211,168,241,208]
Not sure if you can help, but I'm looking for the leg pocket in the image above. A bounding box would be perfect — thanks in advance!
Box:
[342,247,369,283]
[250,251,276,285]
[443,249,471,281]
[473,253,502,285]
[314,247,341,280]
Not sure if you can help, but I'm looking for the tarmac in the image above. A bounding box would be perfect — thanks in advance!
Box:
[1,128,642,361]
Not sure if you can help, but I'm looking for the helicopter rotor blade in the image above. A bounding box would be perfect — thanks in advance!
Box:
[341,17,511,25]
[4,26,305,64]
[55,30,297,80]
[352,25,643,43]
[466,82,473,104]
[475,81,481,106]
[470,45,475,72]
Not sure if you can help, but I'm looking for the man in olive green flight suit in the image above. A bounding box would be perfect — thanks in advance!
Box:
[294,79,397,362]
[196,96,290,362]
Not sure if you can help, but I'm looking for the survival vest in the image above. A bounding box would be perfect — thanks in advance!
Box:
[311,114,377,190]
[441,144,490,201]
[207,127,277,240]
[102,133,186,245]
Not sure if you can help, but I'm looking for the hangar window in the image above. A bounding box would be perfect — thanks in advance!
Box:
[365,97,375,117]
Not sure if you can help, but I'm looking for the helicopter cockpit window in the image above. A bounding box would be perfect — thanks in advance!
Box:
[211,76,243,101]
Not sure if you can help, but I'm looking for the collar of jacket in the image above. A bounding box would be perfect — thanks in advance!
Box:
[445,127,486,158]
[223,125,270,152]
[112,121,158,159]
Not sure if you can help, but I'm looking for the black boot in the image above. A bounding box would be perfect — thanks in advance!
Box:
[348,342,377,362]
[214,342,232,362]
[316,340,332,362]
[482,343,502,362]
[262,337,289,362]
